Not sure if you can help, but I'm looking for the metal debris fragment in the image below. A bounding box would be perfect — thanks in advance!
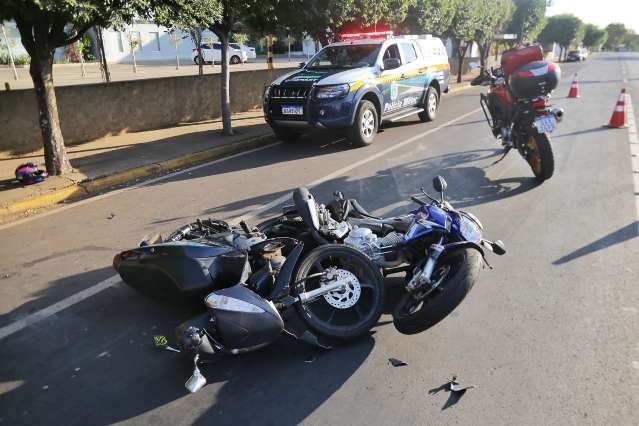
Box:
[388,358,408,367]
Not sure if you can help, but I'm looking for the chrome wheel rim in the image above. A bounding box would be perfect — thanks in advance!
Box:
[361,109,375,138]
[428,91,437,115]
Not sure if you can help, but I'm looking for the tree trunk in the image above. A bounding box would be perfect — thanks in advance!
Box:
[456,41,467,84]
[29,48,72,175]
[218,32,233,136]
[96,27,110,83]
[190,30,203,76]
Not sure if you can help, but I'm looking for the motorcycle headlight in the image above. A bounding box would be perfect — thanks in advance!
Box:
[315,83,350,99]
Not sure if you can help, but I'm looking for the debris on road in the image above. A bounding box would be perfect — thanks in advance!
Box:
[388,358,408,367]
[106,212,115,219]
[428,375,475,409]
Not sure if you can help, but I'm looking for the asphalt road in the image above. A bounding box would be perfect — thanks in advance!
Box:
[1,52,638,425]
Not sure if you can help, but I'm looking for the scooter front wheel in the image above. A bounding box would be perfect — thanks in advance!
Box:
[293,244,384,340]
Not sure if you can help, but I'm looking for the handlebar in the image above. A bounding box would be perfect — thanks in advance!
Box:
[411,196,427,205]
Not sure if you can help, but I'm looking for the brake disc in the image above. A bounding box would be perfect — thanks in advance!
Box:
[322,269,361,309]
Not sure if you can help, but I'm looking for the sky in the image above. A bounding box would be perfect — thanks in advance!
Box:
[547,0,639,32]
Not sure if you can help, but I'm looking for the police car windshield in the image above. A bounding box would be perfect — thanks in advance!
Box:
[306,44,380,69]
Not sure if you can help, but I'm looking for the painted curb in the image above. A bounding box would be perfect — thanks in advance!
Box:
[0,132,277,217]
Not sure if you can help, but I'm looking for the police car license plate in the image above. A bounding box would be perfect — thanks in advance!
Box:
[282,105,303,115]
[534,115,557,134]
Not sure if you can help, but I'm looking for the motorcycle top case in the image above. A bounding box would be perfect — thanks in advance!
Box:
[501,44,544,79]
[508,60,561,99]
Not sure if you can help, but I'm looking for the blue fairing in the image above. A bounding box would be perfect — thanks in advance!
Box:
[405,204,482,243]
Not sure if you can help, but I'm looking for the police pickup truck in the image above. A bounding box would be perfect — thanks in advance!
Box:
[263,32,449,146]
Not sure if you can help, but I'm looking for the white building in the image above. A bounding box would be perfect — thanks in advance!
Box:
[99,24,218,63]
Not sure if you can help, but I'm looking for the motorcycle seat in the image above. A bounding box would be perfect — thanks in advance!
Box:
[348,215,413,235]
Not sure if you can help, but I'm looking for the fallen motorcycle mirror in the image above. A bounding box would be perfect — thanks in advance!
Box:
[432,175,447,203]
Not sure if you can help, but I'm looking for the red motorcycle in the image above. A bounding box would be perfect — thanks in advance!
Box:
[471,45,563,182]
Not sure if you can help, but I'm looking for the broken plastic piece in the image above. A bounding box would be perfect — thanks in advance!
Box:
[388,358,408,367]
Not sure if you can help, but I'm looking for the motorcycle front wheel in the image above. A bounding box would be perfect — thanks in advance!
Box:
[525,132,555,182]
[293,244,384,340]
[393,248,482,335]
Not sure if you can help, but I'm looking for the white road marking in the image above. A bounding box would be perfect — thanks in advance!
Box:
[626,94,639,235]
[0,275,121,340]
[0,107,482,340]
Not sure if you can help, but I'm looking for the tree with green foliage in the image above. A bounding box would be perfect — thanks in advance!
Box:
[507,0,546,43]
[402,0,458,37]
[0,0,146,175]
[582,23,607,50]
[623,30,639,51]
[604,23,627,50]
[472,0,513,70]
[152,0,222,77]
[355,0,416,31]
[445,0,482,83]
[537,14,584,61]
[270,0,355,47]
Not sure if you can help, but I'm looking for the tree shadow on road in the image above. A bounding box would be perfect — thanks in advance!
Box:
[553,221,638,265]
[194,148,538,223]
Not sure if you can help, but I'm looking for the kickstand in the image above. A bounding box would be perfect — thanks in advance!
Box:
[489,146,512,166]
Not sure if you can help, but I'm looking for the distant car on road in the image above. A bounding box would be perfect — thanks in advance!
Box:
[192,43,247,65]
[230,43,256,61]
[567,48,588,62]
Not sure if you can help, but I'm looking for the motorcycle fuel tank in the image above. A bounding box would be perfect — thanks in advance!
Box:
[205,284,284,353]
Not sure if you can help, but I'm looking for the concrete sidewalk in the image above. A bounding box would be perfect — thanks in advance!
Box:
[0,109,274,220]
[0,74,477,222]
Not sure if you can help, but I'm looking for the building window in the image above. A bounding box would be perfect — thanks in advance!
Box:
[150,32,161,51]
[117,32,124,52]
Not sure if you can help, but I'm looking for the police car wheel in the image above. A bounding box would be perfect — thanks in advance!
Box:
[419,87,439,122]
[348,100,378,147]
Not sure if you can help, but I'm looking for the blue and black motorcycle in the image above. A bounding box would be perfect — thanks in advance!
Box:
[263,176,506,335]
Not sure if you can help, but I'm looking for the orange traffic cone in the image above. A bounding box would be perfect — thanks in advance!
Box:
[567,73,579,98]
[605,88,628,128]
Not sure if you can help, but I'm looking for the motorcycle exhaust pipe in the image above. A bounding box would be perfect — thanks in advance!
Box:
[550,107,564,123]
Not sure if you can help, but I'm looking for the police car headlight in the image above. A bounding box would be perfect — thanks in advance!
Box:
[315,84,350,99]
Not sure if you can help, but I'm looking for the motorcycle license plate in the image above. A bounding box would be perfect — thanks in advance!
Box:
[534,115,557,134]
[282,105,303,115]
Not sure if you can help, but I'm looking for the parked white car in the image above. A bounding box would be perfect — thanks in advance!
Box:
[192,42,246,65]
[230,43,257,61]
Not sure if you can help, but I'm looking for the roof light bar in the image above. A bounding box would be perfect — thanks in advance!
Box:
[340,30,394,40]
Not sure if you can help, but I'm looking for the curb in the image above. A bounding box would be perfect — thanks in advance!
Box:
[0,132,277,217]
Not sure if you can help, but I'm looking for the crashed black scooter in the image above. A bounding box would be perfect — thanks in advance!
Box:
[113,202,384,393]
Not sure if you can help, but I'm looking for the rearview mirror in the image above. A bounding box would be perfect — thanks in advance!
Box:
[432,175,447,193]
[293,187,320,231]
[468,61,480,69]
[383,58,401,70]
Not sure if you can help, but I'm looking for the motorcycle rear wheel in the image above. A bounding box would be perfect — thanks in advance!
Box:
[526,132,555,182]
[293,244,384,340]
[393,249,482,335]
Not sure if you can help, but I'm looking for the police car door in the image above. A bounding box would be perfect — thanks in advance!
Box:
[379,43,409,115]
[397,41,424,108]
